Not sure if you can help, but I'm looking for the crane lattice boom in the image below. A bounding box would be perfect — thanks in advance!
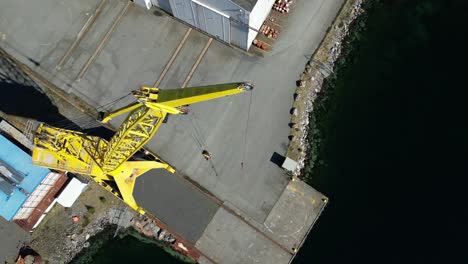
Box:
[32,82,253,213]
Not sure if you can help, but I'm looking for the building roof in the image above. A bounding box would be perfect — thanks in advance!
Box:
[0,120,34,151]
[282,157,298,172]
[56,178,87,208]
[232,0,257,11]
[0,134,50,220]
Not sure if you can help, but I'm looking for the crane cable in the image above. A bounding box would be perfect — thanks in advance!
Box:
[53,93,131,129]
[241,90,254,170]
[55,94,130,130]
[187,89,254,176]
[187,111,220,178]
[61,92,132,131]
[189,111,208,148]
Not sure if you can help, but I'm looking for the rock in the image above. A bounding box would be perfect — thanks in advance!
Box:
[151,225,161,237]
[85,234,90,241]
[24,255,35,264]
[158,230,166,240]
[142,228,153,237]
[166,235,176,243]
[177,242,188,252]
[298,80,306,87]
[134,220,144,229]
[293,93,299,101]
[162,232,175,243]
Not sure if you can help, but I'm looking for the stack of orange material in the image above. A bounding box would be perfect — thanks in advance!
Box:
[252,39,269,50]
[260,24,279,39]
[273,0,292,13]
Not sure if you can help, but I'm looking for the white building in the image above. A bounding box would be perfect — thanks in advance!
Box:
[136,0,276,50]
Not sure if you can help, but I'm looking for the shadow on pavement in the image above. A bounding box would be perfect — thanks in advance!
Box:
[0,51,113,139]
[270,152,286,167]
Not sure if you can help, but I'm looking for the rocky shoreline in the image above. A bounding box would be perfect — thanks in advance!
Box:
[286,0,365,177]
[66,205,190,263]
[61,206,134,263]
[24,179,187,264]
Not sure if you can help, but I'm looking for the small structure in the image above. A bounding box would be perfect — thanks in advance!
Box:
[136,0,276,50]
[0,128,67,231]
[281,156,298,172]
[202,150,212,160]
[55,178,87,208]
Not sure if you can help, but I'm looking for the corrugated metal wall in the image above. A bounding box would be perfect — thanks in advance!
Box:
[0,178,14,196]
[193,2,231,42]
[171,0,197,26]
[136,0,253,49]
[0,160,24,184]
[151,0,173,13]
[0,159,24,196]
[169,0,250,49]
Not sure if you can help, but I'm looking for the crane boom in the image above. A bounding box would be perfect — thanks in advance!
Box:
[32,82,253,213]
[101,105,165,173]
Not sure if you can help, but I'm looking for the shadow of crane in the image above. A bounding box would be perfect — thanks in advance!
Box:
[0,50,113,139]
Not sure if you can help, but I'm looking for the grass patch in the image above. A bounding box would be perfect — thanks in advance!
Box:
[85,205,96,215]
[81,215,90,228]
[99,196,106,203]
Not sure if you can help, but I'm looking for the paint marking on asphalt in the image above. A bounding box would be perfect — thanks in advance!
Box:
[181,38,213,88]
[76,1,131,81]
[56,0,107,70]
[153,28,192,87]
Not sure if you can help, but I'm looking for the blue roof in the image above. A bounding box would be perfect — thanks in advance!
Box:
[0,134,50,220]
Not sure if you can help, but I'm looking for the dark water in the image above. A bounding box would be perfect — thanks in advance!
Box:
[72,1,468,263]
[296,1,468,264]
[71,228,186,264]
[83,236,183,264]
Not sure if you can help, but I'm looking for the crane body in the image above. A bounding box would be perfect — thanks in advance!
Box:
[32,82,253,213]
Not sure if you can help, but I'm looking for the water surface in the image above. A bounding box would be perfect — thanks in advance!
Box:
[295,1,468,263]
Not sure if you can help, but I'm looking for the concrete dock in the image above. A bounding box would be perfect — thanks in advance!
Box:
[0,0,343,262]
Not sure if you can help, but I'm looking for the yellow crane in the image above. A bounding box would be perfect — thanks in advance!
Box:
[32,82,253,213]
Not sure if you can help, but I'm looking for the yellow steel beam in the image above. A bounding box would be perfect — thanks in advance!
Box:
[154,82,253,108]
[32,82,253,214]
[101,106,166,172]
[32,123,106,177]
[100,102,141,123]
[108,160,175,213]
